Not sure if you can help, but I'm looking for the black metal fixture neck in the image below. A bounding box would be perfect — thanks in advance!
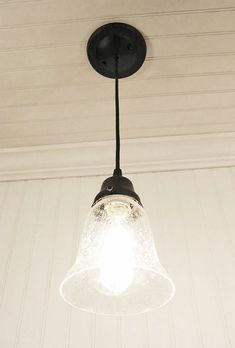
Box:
[92,175,142,207]
[87,23,146,206]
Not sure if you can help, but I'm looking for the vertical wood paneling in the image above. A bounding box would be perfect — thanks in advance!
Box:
[0,168,234,348]
[131,172,176,348]
[95,315,118,348]
[69,176,100,348]
[193,169,234,348]
[174,170,220,348]
[142,171,201,348]
[0,181,26,347]
[15,179,60,348]
[121,314,146,348]
[13,181,44,348]
[212,168,235,347]
[42,178,81,348]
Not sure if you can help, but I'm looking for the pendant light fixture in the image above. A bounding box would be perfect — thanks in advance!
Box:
[60,23,175,315]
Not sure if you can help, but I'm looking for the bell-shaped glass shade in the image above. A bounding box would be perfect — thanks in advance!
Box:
[60,195,175,315]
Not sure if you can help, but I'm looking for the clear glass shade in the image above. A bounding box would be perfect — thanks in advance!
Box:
[60,195,175,315]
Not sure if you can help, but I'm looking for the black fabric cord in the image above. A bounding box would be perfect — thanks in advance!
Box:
[113,55,122,176]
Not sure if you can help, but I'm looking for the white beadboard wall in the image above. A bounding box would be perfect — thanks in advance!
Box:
[0,167,235,348]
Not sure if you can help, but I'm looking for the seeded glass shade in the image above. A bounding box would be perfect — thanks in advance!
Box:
[60,195,175,315]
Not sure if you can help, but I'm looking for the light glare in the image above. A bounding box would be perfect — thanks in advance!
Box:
[100,221,134,295]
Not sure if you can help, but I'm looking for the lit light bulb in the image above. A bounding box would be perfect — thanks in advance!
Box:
[100,202,134,294]
[60,195,175,315]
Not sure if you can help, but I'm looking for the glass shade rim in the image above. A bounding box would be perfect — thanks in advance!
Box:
[59,266,175,316]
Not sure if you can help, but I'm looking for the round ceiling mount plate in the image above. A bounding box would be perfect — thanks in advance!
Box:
[87,23,147,79]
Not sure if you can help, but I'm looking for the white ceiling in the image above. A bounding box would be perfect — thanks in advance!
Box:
[1,0,235,148]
